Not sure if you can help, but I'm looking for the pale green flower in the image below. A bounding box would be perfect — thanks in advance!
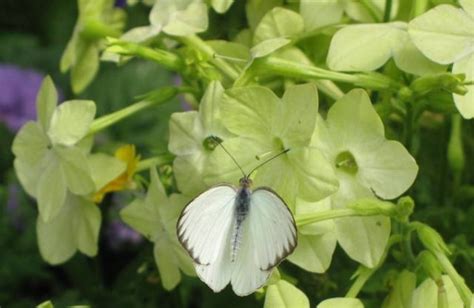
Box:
[264,279,310,308]
[317,297,364,308]
[118,0,208,45]
[61,0,125,93]
[312,89,417,267]
[287,198,337,273]
[121,169,195,290]
[168,81,232,195]
[408,1,474,118]
[12,77,97,222]
[36,153,125,264]
[207,83,338,209]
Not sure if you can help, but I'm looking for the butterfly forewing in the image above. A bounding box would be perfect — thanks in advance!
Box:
[177,185,237,266]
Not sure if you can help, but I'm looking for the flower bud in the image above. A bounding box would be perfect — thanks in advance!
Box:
[417,250,442,281]
[414,223,450,255]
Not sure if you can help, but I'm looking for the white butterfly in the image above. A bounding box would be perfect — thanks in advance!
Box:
[177,143,297,296]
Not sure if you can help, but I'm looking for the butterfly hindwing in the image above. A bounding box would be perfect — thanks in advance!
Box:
[248,188,297,270]
[230,187,297,296]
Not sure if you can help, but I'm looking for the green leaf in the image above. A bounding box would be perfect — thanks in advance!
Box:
[412,278,438,308]
[453,53,474,118]
[253,8,304,45]
[408,4,474,64]
[71,43,100,94]
[211,0,234,13]
[317,298,364,308]
[327,23,406,72]
[245,0,282,30]
[287,223,337,272]
[150,0,208,36]
[382,270,416,308]
[37,193,101,264]
[300,0,344,30]
[56,146,95,195]
[37,159,67,223]
[88,154,127,190]
[48,100,96,146]
[36,76,58,131]
[264,280,310,308]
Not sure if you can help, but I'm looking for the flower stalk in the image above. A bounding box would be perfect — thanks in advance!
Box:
[257,57,402,91]
[88,86,185,135]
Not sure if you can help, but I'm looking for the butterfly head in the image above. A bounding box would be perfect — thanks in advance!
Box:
[239,176,253,188]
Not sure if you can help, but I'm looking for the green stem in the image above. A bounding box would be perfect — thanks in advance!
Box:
[361,0,382,22]
[88,87,180,135]
[345,236,401,298]
[345,267,374,298]
[411,0,429,18]
[296,208,384,227]
[179,35,240,81]
[136,154,175,172]
[107,39,184,71]
[81,19,121,40]
[383,0,393,22]
[258,57,402,91]
[433,251,472,307]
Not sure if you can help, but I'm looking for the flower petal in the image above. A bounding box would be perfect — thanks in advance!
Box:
[56,145,95,195]
[12,121,48,165]
[168,111,202,156]
[48,100,96,146]
[37,159,67,222]
[278,83,318,148]
[289,147,339,202]
[221,86,279,139]
[357,140,418,199]
[37,193,101,264]
[453,53,474,119]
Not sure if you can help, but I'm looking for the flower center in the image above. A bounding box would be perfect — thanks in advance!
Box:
[202,135,222,151]
[335,151,358,174]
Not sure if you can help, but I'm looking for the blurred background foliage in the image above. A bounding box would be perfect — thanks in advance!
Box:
[0,0,472,307]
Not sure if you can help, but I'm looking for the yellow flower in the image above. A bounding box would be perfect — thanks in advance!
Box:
[93,144,140,203]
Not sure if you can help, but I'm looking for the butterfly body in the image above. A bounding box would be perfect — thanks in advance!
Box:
[177,176,297,296]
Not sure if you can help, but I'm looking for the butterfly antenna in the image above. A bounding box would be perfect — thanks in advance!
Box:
[212,136,247,177]
[248,148,290,177]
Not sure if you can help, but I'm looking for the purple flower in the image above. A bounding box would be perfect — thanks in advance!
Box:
[115,0,127,8]
[107,219,143,249]
[0,64,45,132]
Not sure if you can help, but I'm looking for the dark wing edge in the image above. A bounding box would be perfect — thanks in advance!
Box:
[176,183,237,266]
[253,187,298,271]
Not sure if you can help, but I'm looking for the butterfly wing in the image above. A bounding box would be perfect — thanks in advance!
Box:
[177,184,237,292]
[231,187,297,296]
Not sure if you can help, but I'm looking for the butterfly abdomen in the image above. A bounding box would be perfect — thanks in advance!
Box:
[231,188,251,262]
